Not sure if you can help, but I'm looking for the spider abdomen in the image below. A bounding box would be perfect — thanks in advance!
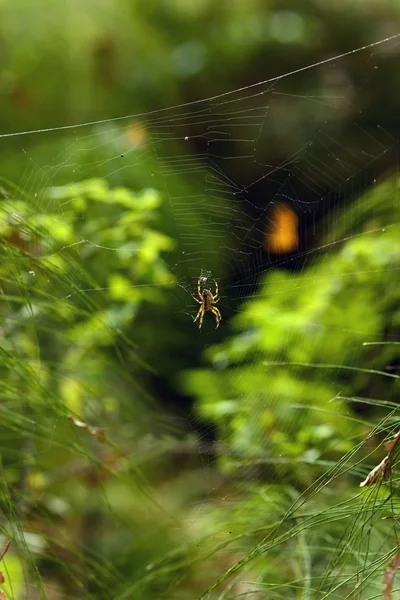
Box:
[202,289,214,310]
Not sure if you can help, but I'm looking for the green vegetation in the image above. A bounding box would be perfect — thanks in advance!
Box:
[0,1,400,599]
[181,177,400,598]
[186,178,400,473]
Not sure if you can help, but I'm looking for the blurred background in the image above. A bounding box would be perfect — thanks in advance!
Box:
[0,1,400,598]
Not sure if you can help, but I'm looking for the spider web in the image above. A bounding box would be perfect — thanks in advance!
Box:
[1,31,400,600]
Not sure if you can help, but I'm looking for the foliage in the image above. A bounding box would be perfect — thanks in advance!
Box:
[0,176,174,407]
[181,177,400,595]
[0,1,400,599]
[0,179,197,598]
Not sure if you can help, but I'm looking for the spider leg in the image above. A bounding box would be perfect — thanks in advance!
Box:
[198,310,204,329]
[192,294,202,304]
[212,296,220,303]
[213,279,219,298]
[210,306,221,328]
[193,306,202,322]
[197,277,202,300]
[194,306,204,328]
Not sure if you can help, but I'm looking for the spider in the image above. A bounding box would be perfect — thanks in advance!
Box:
[192,277,221,329]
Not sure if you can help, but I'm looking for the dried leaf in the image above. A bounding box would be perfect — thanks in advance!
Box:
[0,542,10,564]
[360,456,390,487]
[383,458,392,481]
[384,429,400,453]
[0,541,10,594]
[383,552,400,599]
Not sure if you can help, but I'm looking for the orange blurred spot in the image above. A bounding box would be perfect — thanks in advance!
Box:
[264,203,298,253]
[125,121,148,148]
[11,83,32,112]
